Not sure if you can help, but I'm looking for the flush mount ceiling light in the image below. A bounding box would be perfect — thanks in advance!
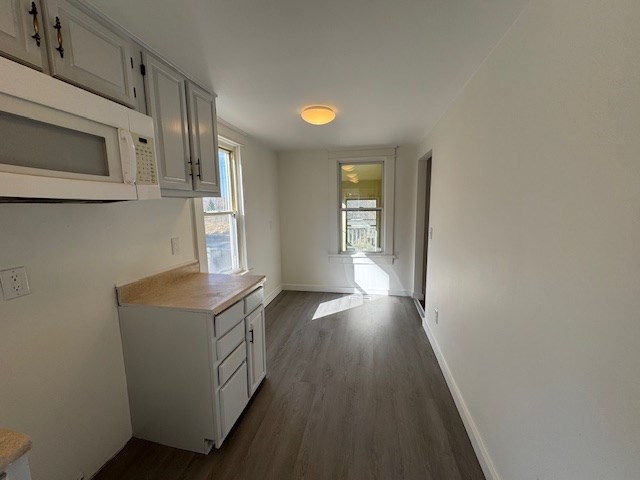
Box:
[341,165,355,172]
[301,105,336,125]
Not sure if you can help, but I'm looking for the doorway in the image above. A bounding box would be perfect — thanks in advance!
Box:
[412,153,432,315]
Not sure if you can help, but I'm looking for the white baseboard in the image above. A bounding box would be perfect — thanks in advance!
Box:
[282,283,411,297]
[264,285,283,306]
[419,314,501,480]
[413,297,426,319]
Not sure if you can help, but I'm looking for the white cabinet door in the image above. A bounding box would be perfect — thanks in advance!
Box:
[187,82,220,195]
[219,361,249,439]
[143,53,192,191]
[0,0,45,69]
[247,306,266,395]
[4,455,32,479]
[45,0,137,107]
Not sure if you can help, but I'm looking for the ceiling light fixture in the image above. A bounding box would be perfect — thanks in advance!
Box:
[341,165,355,172]
[301,105,336,125]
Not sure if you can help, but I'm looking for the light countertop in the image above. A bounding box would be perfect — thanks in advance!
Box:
[116,262,265,315]
[0,428,31,471]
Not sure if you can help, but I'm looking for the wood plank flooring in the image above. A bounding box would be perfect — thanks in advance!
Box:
[93,291,484,480]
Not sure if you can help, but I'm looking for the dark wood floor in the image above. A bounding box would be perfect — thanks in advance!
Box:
[93,291,484,480]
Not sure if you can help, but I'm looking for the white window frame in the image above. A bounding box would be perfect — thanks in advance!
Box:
[328,147,396,264]
[194,136,248,274]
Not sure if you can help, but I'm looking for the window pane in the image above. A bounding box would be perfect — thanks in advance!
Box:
[203,149,233,213]
[341,210,382,252]
[205,214,239,273]
[340,162,383,206]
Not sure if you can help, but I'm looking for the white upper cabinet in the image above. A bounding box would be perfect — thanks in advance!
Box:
[0,0,46,69]
[143,53,221,197]
[142,52,192,191]
[44,0,138,108]
[187,82,220,195]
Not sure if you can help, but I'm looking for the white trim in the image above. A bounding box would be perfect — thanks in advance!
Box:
[217,117,249,141]
[195,137,247,274]
[329,146,397,159]
[419,312,501,480]
[328,254,395,265]
[413,297,426,319]
[283,283,410,297]
[264,285,283,306]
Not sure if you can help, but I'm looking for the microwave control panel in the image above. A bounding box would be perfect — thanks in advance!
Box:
[134,135,158,185]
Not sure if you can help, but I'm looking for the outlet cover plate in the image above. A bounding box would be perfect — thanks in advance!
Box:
[0,266,30,300]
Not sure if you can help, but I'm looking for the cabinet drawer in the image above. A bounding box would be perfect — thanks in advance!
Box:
[216,321,244,361]
[244,287,264,315]
[219,361,249,438]
[218,341,246,385]
[215,300,244,337]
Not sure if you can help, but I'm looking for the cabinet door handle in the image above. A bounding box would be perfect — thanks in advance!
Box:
[195,158,201,179]
[249,330,254,343]
[28,2,41,46]
[54,16,64,58]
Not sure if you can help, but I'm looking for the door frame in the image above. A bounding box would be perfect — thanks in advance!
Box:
[412,152,433,316]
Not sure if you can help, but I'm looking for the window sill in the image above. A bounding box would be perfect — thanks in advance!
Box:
[328,254,395,265]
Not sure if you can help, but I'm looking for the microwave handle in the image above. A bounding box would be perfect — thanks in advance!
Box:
[118,129,137,185]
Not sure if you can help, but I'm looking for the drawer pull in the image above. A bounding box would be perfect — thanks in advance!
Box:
[28,2,41,47]
[54,16,64,58]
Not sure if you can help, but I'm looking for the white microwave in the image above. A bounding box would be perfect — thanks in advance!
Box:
[0,57,160,201]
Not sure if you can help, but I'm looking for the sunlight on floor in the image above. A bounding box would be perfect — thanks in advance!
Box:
[312,295,380,320]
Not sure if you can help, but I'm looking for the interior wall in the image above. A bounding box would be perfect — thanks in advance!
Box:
[277,146,417,295]
[0,199,196,480]
[218,122,283,302]
[418,0,640,478]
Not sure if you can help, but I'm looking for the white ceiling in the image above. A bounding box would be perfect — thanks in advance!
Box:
[88,0,529,151]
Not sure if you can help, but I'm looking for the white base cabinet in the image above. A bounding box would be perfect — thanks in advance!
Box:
[3,455,31,480]
[118,287,266,453]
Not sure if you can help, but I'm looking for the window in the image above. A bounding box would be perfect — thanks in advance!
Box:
[339,162,384,253]
[328,147,396,261]
[202,146,243,273]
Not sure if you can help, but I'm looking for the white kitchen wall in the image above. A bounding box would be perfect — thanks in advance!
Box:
[0,199,196,480]
[216,122,283,303]
[277,146,417,295]
[418,0,640,478]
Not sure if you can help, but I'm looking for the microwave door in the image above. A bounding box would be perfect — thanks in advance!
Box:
[0,97,137,200]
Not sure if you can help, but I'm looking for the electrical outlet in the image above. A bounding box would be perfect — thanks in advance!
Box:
[0,266,30,300]
[434,307,439,324]
[171,237,180,256]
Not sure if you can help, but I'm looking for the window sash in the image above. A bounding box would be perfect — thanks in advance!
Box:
[338,160,385,253]
[202,146,242,273]
[204,212,240,273]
